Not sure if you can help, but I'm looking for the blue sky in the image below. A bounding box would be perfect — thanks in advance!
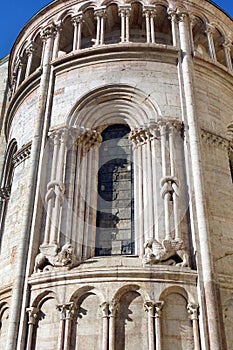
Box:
[0,0,233,59]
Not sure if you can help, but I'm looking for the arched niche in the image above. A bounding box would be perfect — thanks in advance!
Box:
[82,8,96,49]
[160,287,194,350]
[58,15,74,56]
[115,289,148,350]
[72,292,103,350]
[212,27,227,67]
[155,5,172,45]
[33,296,60,350]
[130,2,146,43]
[191,16,209,58]
[0,303,10,349]
[105,4,121,44]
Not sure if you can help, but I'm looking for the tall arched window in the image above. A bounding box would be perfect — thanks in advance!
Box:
[95,124,134,256]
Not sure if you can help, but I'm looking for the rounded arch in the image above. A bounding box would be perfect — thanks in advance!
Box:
[112,283,150,303]
[0,302,9,320]
[66,84,161,130]
[31,290,59,308]
[57,9,75,22]
[159,285,196,304]
[70,285,105,305]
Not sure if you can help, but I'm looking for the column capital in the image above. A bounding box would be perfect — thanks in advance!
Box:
[95,6,107,18]
[40,22,58,41]
[187,302,199,320]
[77,129,102,151]
[57,302,75,320]
[154,301,164,318]
[25,42,37,56]
[143,6,156,18]
[109,299,119,317]
[71,12,83,25]
[222,37,233,49]
[26,307,40,325]
[144,300,164,317]
[119,5,131,17]
[176,8,190,23]
[205,23,216,36]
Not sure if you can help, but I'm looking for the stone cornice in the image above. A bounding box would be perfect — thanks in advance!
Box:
[52,43,179,74]
[29,256,197,288]
[13,141,32,167]
[200,128,230,150]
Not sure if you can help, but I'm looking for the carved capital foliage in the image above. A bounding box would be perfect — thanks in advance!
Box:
[143,6,156,18]
[77,129,102,151]
[144,300,164,317]
[205,23,216,36]
[57,302,75,320]
[71,12,83,25]
[95,7,107,18]
[187,303,199,320]
[130,119,183,147]
[26,307,40,325]
[40,23,58,41]
[119,5,131,17]
[99,300,119,318]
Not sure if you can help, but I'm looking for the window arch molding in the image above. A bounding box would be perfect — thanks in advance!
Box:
[66,84,161,129]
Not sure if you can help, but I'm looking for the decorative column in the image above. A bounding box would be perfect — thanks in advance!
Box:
[187,303,200,350]
[143,7,156,44]
[159,121,171,240]
[109,300,118,350]
[43,127,69,249]
[15,57,26,89]
[130,130,144,255]
[82,130,102,259]
[26,307,39,350]
[205,24,217,60]
[57,302,75,350]
[222,37,233,70]
[119,6,131,43]
[144,300,163,350]
[167,8,179,47]
[72,13,83,51]
[144,301,155,350]
[177,9,222,349]
[100,302,109,350]
[40,23,58,66]
[25,42,36,78]
[95,7,106,46]
[74,129,102,260]
[52,21,62,60]
[154,301,163,350]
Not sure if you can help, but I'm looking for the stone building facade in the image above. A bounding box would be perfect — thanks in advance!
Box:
[0,0,233,349]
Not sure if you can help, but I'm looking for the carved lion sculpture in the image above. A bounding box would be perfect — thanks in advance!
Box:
[34,243,79,272]
[143,238,189,267]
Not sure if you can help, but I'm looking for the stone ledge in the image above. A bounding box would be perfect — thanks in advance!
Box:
[29,256,197,288]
